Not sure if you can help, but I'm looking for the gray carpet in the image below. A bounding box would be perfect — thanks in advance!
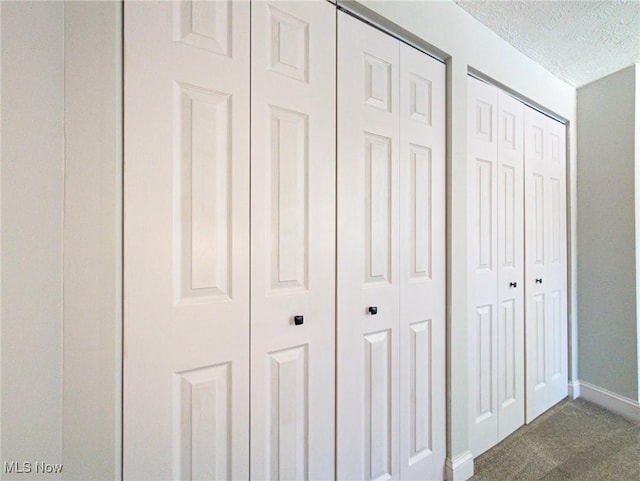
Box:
[470,398,640,480]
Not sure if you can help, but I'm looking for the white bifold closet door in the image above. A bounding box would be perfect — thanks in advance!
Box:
[524,107,568,423]
[398,42,446,481]
[250,1,336,480]
[467,76,525,457]
[123,2,250,479]
[124,1,336,480]
[337,13,400,479]
[337,12,445,481]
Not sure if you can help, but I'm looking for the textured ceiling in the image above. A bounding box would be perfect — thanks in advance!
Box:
[455,0,640,87]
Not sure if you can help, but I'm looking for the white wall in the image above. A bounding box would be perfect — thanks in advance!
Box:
[344,1,577,475]
[577,65,638,402]
[62,2,122,480]
[1,3,121,479]
[1,2,64,478]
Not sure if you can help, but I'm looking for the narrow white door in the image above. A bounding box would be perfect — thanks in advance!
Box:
[250,2,336,480]
[337,11,400,481]
[524,107,568,422]
[524,106,548,422]
[496,91,525,440]
[124,2,250,479]
[398,44,446,481]
[544,116,568,408]
[467,78,526,455]
[467,77,499,457]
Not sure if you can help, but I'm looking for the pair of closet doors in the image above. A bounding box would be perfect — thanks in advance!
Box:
[124,2,446,480]
[467,76,568,457]
[124,1,335,479]
[337,12,446,481]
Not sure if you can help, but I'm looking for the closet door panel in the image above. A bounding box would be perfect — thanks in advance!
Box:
[337,11,400,481]
[123,2,250,479]
[399,44,446,481]
[250,2,336,480]
[467,77,499,457]
[496,91,525,440]
[524,107,548,422]
[524,107,568,422]
[544,116,568,407]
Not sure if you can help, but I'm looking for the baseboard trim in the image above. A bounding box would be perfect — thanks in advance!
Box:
[568,380,580,399]
[445,450,474,481]
[575,380,640,423]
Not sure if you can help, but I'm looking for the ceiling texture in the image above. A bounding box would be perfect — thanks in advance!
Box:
[455,0,640,87]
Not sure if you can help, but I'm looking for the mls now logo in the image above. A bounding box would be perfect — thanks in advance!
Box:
[4,461,63,474]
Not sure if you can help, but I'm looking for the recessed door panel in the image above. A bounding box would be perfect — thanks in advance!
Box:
[550,290,562,379]
[267,345,308,480]
[475,305,494,422]
[267,106,309,292]
[175,0,232,56]
[408,321,432,460]
[365,133,393,284]
[409,145,432,279]
[251,2,336,480]
[550,178,561,265]
[364,330,392,481]
[175,363,231,481]
[267,4,309,82]
[533,293,547,389]
[499,300,516,408]
[533,174,545,265]
[500,165,515,269]
[175,83,232,302]
[476,159,494,271]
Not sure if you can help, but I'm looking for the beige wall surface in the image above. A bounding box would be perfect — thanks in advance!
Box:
[1,2,64,479]
[62,2,121,479]
[577,65,638,401]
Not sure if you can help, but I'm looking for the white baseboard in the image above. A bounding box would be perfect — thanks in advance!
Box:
[445,450,474,481]
[568,380,580,399]
[575,380,640,423]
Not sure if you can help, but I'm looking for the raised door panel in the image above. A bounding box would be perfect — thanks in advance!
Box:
[250,2,336,480]
[175,83,233,301]
[266,346,308,480]
[496,91,525,440]
[175,364,231,481]
[399,44,445,480]
[124,2,250,479]
[467,76,499,457]
[364,330,393,480]
[337,11,400,480]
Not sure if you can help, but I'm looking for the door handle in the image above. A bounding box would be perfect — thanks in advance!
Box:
[535,278,543,284]
[368,306,378,315]
[510,282,517,288]
[293,315,304,326]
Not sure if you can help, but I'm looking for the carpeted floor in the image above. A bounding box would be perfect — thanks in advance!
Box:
[470,398,640,480]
